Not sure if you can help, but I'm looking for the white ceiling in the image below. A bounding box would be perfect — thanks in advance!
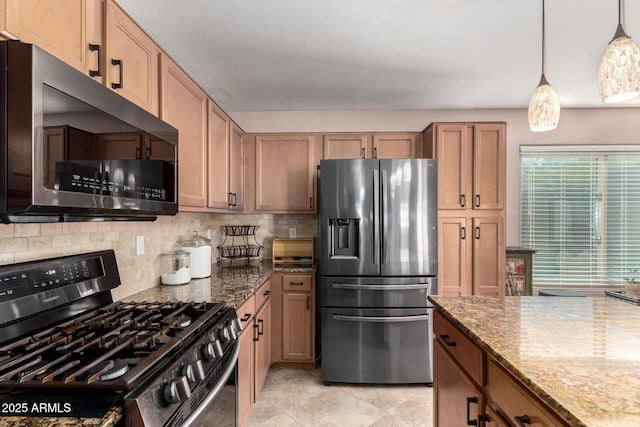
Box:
[116,0,640,112]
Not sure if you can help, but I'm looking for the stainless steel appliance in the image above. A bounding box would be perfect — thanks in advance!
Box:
[0,40,178,223]
[0,250,239,426]
[319,158,437,384]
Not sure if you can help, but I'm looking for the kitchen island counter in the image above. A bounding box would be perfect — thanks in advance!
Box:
[429,295,640,427]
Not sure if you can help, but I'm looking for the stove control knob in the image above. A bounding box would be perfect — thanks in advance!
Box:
[232,316,243,333]
[227,324,238,341]
[220,327,232,343]
[202,340,224,360]
[183,360,205,384]
[164,376,191,404]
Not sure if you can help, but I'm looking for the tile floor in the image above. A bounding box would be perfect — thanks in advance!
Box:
[247,367,434,427]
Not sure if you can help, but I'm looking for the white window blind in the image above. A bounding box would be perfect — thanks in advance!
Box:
[520,145,640,288]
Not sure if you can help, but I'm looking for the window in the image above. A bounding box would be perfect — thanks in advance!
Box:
[520,145,640,288]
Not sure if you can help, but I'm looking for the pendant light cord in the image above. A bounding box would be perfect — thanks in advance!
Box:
[618,0,622,26]
[541,0,546,75]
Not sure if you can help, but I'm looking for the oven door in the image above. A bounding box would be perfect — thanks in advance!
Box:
[183,341,239,427]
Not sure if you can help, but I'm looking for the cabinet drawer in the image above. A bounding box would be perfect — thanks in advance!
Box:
[282,274,312,291]
[255,278,272,309]
[237,294,255,329]
[487,358,566,427]
[433,310,483,385]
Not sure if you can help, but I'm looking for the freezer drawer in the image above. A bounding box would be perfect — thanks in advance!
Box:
[321,276,436,308]
[321,307,433,384]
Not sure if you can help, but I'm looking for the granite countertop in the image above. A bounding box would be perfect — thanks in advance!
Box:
[428,295,640,427]
[122,261,274,306]
[0,406,122,427]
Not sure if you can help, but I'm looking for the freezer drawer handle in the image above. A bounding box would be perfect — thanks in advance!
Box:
[466,397,479,426]
[332,314,430,323]
[332,283,430,290]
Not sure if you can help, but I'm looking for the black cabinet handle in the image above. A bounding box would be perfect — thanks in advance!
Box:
[233,193,237,207]
[258,319,264,335]
[145,146,151,159]
[373,146,378,158]
[111,59,123,89]
[361,147,365,158]
[466,397,478,426]
[263,290,271,296]
[240,313,251,322]
[475,194,480,208]
[135,146,141,160]
[514,415,531,427]
[307,295,310,309]
[475,226,480,239]
[290,281,304,285]
[461,226,466,240]
[88,44,102,77]
[460,194,466,208]
[440,334,457,347]
[310,197,313,209]
[253,323,259,342]
[228,192,233,208]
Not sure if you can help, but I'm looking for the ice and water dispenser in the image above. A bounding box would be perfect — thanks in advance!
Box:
[328,218,359,258]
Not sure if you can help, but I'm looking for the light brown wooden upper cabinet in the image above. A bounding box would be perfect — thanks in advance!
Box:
[105,0,160,115]
[0,0,104,82]
[160,55,208,208]
[322,134,371,159]
[321,133,420,160]
[207,101,244,211]
[424,123,506,210]
[372,133,418,159]
[246,134,316,213]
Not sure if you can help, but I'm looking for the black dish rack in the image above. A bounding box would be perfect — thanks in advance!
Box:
[217,225,264,264]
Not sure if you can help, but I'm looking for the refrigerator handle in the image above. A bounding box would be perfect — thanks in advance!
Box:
[373,169,380,265]
[381,169,388,265]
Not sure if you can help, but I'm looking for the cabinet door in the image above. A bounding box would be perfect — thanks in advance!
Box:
[207,100,231,210]
[254,134,316,212]
[473,124,506,210]
[372,133,417,159]
[438,216,471,296]
[105,0,159,115]
[253,298,271,400]
[436,124,471,210]
[322,134,371,159]
[160,55,208,208]
[282,292,312,361]
[472,216,505,296]
[237,320,254,427]
[1,0,102,80]
[96,133,143,159]
[229,123,244,211]
[434,340,484,427]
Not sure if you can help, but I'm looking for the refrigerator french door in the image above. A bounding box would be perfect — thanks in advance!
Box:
[319,158,438,384]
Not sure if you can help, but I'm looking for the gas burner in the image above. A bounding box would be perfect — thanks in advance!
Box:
[176,315,192,328]
[91,359,129,382]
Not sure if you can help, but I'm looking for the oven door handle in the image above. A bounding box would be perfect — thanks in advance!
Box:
[181,340,240,427]
[332,314,431,323]
[331,283,430,291]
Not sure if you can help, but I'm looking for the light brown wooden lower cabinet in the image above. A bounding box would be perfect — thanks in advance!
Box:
[433,310,570,427]
[237,278,272,427]
[270,272,316,366]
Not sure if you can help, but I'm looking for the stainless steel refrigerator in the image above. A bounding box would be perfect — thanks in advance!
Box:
[320,158,438,384]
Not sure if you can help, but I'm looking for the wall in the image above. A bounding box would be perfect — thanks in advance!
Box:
[232,107,640,246]
[0,212,317,300]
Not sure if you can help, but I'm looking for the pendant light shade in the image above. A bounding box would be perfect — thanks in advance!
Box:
[598,0,640,103]
[528,75,560,132]
[528,0,560,132]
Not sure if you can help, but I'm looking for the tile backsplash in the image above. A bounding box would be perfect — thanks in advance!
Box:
[0,212,318,301]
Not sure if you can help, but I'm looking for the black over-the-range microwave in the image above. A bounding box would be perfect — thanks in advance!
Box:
[0,40,178,223]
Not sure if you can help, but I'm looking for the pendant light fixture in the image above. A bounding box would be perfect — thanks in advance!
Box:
[528,0,560,132]
[598,0,640,103]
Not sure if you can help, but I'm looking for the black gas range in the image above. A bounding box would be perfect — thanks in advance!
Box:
[0,250,240,426]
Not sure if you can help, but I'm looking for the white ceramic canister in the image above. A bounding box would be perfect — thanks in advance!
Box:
[178,231,212,279]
